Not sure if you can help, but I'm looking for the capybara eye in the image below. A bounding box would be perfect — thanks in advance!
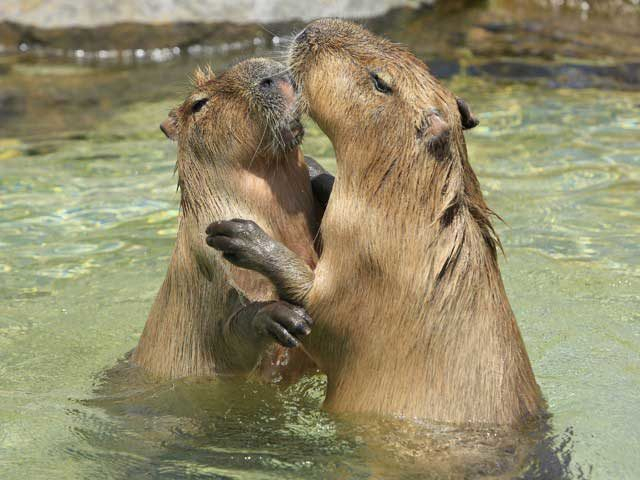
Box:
[191,98,208,114]
[370,72,392,95]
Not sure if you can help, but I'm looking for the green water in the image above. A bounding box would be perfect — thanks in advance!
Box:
[1,46,639,479]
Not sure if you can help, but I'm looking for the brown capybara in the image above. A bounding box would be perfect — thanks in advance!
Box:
[206,20,544,425]
[132,59,333,382]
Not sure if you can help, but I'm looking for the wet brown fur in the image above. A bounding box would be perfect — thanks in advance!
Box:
[132,59,319,381]
[289,20,544,424]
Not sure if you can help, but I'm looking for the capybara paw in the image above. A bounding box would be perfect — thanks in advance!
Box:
[253,301,313,348]
[205,219,272,271]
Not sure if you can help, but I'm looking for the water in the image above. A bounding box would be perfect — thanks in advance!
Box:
[1,20,640,480]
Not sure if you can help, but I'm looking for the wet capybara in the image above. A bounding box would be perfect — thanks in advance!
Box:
[132,59,332,382]
[207,20,544,425]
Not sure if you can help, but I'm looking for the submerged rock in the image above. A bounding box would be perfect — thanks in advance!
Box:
[467,61,640,90]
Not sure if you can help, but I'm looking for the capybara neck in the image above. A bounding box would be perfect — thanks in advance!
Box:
[178,145,314,224]
[314,133,542,424]
[133,146,318,379]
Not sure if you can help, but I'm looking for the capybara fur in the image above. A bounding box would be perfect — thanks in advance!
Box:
[289,19,544,424]
[132,59,321,381]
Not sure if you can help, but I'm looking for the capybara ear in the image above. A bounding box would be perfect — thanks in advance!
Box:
[456,97,479,130]
[160,109,178,141]
[418,108,451,158]
[192,65,216,88]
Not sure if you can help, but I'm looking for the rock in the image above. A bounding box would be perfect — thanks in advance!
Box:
[0,0,420,28]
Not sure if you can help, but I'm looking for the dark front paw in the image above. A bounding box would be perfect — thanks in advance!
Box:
[253,301,313,348]
[205,219,272,272]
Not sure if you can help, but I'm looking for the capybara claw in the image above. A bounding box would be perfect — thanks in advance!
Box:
[253,301,313,348]
[205,219,275,273]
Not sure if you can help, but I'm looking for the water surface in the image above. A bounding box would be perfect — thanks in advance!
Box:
[1,27,639,480]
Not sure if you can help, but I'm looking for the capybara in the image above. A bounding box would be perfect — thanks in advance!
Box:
[207,20,544,425]
[132,59,333,382]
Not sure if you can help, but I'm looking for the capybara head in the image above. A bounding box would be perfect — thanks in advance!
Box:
[289,19,477,160]
[162,58,304,163]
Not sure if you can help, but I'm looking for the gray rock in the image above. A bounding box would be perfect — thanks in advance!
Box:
[0,0,420,28]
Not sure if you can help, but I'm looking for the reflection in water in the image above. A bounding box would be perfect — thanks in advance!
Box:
[83,364,353,479]
[81,359,584,479]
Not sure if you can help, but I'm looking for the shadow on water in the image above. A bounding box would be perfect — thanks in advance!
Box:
[72,360,589,479]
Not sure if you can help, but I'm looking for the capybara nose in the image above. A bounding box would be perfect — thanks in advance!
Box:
[260,74,296,105]
[260,77,275,90]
